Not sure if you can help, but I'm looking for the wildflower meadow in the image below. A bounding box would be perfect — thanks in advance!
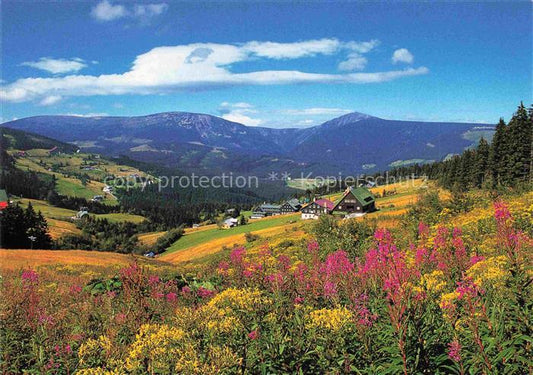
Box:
[1,200,532,374]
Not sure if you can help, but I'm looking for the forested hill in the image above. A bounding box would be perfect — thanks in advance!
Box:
[1,127,78,153]
[383,103,532,190]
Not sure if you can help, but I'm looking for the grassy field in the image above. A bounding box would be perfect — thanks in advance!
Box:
[10,148,154,203]
[164,214,300,254]
[161,221,304,264]
[96,212,146,224]
[0,249,169,271]
[46,219,82,239]
[138,231,167,246]
[15,198,146,225]
[161,179,435,264]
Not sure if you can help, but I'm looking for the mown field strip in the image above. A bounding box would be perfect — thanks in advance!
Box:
[161,224,303,264]
[0,249,167,271]
[163,213,300,255]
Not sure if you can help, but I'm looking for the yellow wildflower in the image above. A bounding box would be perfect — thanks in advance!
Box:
[207,288,270,312]
[78,335,113,366]
[439,291,459,310]
[125,324,187,372]
[466,256,507,288]
[421,270,447,294]
[76,369,121,375]
[306,307,353,333]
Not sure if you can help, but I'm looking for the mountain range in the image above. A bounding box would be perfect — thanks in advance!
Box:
[1,111,495,176]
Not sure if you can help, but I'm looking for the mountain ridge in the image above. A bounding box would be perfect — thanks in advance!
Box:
[1,111,495,175]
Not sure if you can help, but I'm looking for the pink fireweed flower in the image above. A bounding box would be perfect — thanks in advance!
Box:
[494,201,511,221]
[456,278,482,300]
[120,263,142,280]
[418,222,429,239]
[307,240,319,255]
[248,329,260,340]
[69,284,82,294]
[448,340,462,362]
[197,287,215,298]
[21,269,39,285]
[469,255,485,266]
[243,269,254,278]
[230,247,246,265]
[218,261,230,275]
[265,272,284,290]
[321,250,354,277]
[165,292,178,302]
[323,281,338,299]
[181,286,191,295]
[294,296,304,305]
[148,275,160,285]
[38,313,54,326]
[277,255,292,271]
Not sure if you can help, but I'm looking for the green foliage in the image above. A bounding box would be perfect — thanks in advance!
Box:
[151,227,184,254]
[244,232,260,243]
[311,214,375,258]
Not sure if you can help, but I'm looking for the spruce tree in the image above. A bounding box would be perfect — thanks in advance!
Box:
[475,137,490,188]
[505,103,531,183]
[489,118,507,186]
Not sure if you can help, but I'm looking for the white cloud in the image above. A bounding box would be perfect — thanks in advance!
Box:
[39,95,62,106]
[134,3,168,18]
[219,102,262,126]
[1,40,428,103]
[244,39,340,59]
[91,0,127,21]
[21,57,88,74]
[63,112,109,117]
[392,48,414,64]
[338,53,367,71]
[283,107,353,116]
[91,1,168,22]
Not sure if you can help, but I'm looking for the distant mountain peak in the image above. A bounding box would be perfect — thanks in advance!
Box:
[321,111,378,128]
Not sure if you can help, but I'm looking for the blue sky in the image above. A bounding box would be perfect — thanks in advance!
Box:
[1,1,531,127]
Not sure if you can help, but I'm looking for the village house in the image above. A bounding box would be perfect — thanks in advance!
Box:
[75,207,89,219]
[300,198,335,220]
[251,203,281,218]
[331,186,376,216]
[222,217,239,228]
[280,198,302,214]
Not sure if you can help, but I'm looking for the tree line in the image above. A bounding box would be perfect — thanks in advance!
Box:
[385,103,532,191]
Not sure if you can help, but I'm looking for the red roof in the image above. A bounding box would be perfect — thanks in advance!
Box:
[314,199,335,210]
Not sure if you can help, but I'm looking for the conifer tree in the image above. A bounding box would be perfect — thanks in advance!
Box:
[488,118,507,186]
[475,137,490,188]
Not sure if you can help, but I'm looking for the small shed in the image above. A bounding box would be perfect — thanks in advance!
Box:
[0,189,9,211]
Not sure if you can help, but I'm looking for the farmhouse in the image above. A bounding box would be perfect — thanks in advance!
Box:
[331,187,376,215]
[280,198,302,214]
[252,203,281,218]
[300,198,335,220]
[222,217,239,228]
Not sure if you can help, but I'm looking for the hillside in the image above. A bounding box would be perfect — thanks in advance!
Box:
[1,111,494,175]
[1,126,78,153]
